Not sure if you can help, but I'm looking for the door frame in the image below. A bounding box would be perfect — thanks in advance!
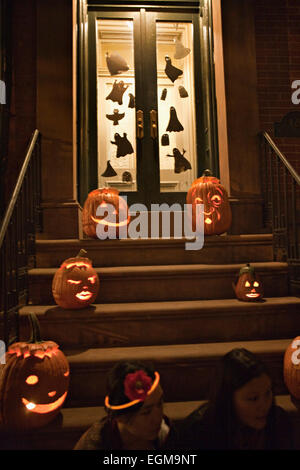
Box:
[77,0,219,207]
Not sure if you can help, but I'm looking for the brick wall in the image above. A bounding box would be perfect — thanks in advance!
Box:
[254,0,300,174]
[6,0,36,204]
[4,0,299,209]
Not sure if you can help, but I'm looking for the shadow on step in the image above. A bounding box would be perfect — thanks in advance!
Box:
[0,396,299,450]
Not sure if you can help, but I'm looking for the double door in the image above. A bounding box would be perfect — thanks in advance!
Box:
[81,3,218,208]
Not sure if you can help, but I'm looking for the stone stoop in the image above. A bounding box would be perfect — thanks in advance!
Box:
[60,338,292,407]
[35,234,274,267]
[19,297,300,349]
[2,234,300,450]
[28,262,289,304]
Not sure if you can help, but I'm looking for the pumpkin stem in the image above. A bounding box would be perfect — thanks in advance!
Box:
[202,169,213,177]
[76,249,88,258]
[28,313,42,343]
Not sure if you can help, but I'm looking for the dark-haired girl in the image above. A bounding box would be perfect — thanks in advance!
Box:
[74,360,176,450]
[176,348,294,450]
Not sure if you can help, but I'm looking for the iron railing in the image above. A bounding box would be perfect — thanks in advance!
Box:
[0,129,41,346]
[261,131,300,295]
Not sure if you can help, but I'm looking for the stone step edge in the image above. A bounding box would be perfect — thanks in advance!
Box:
[36,233,273,249]
[28,261,288,278]
[54,394,300,428]
[19,296,300,321]
[64,338,292,366]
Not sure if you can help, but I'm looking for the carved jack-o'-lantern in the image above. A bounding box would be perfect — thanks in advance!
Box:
[186,170,232,235]
[283,337,300,400]
[82,187,130,239]
[234,263,264,302]
[52,249,99,309]
[0,314,70,431]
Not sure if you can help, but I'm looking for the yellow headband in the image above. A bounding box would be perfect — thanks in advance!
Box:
[104,371,160,411]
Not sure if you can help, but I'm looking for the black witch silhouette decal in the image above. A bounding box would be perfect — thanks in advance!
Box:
[128,93,135,108]
[101,160,117,177]
[166,107,184,132]
[164,56,183,83]
[106,52,129,76]
[111,133,134,158]
[106,80,129,106]
[106,109,125,126]
[167,148,192,173]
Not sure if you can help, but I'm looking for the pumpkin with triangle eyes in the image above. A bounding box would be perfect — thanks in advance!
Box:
[82,187,130,239]
[0,314,70,431]
[52,249,99,309]
[186,169,232,235]
[234,263,264,302]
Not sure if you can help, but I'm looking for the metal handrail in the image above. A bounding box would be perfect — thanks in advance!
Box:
[0,129,40,248]
[260,131,300,295]
[0,129,41,345]
[262,131,300,186]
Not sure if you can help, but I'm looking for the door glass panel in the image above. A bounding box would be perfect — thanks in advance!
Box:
[156,22,197,192]
[96,19,136,191]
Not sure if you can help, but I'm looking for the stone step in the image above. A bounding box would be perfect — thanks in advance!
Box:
[19,297,300,349]
[35,234,273,268]
[28,261,289,305]
[61,338,291,407]
[1,395,298,450]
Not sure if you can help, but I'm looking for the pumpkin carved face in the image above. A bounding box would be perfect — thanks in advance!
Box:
[234,264,264,302]
[186,170,232,235]
[0,315,70,431]
[52,250,99,309]
[82,187,130,239]
[284,337,300,400]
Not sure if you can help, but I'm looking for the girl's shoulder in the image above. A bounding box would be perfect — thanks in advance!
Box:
[168,402,213,450]
[269,404,295,449]
[74,417,107,450]
[272,404,293,428]
[74,417,121,450]
[181,402,211,427]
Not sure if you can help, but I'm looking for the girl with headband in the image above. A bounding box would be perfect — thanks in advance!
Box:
[74,360,177,450]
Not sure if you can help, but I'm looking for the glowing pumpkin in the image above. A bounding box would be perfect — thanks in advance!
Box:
[234,263,264,302]
[0,314,69,431]
[186,169,232,235]
[52,249,99,309]
[82,187,130,239]
[284,337,300,400]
